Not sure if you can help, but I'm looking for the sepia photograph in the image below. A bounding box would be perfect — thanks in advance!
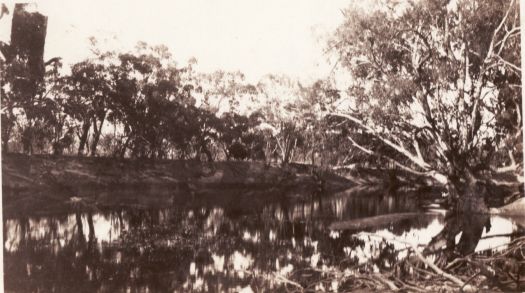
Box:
[0,0,523,292]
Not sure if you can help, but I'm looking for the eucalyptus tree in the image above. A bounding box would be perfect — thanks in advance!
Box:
[217,112,266,161]
[191,69,261,160]
[329,0,521,209]
[0,4,48,153]
[197,70,255,114]
[110,43,187,159]
[0,51,65,155]
[64,53,115,156]
[42,58,76,155]
[331,0,523,205]
[256,74,306,164]
[296,80,353,167]
[0,55,22,152]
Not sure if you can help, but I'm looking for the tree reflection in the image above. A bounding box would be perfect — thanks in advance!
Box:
[4,189,521,292]
[425,213,491,266]
[456,214,490,256]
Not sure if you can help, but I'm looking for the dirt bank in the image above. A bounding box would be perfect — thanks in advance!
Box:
[2,153,352,196]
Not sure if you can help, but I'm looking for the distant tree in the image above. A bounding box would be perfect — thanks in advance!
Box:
[197,70,257,114]
[217,113,249,160]
[64,53,114,156]
[297,80,351,167]
[110,43,189,159]
[43,59,76,155]
[256,74,306,165]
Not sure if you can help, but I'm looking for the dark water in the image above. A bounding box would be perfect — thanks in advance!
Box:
[4,187,525,292]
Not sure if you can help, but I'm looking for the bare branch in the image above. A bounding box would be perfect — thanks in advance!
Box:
[347,136,373,155]
[332,163,357,170]
[495,55,522,74]
[374,274,399,291]
[486,0,516,59]
[330,112,431,170]
[413,139,424,162]
[496,26,520,56]
[491,179,521,186]
[347,136,433,177]
[493,150,520,175]
[356,232,471,290]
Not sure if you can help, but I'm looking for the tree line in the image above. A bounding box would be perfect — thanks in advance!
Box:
[1,0,523,208]
[0,7,351,165]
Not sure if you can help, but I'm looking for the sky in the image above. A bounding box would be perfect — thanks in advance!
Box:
[0,0,355,83]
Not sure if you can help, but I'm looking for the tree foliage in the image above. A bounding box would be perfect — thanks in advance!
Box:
[329,0,521,198]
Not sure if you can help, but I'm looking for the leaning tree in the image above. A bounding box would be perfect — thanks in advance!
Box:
[329,0,521,211]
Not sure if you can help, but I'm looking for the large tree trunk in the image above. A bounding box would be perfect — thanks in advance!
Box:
[424,213,489,257]
[77,120,90,156]
[75,212,85,243]
[87,212,95,241]
[1,120,13,153]
[21,125,33,155]
[90,116,105,157]
[441,166,489,213]
[200,142,213,162]
[119,136,131,158]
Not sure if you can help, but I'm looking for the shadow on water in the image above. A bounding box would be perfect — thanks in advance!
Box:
[4,187,525,292]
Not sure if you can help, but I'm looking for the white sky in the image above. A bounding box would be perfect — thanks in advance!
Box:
[0,0,354,83]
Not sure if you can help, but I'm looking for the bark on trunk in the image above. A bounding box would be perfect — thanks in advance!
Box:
[447,170,489,214]
[201,142,213,162]
[75,212,85,243]
[424,213,489,257]
[77,120,91,156]
[2,124,11,153]
[90,115,105,157]
[87,212,95,241]
[119,136,131,158]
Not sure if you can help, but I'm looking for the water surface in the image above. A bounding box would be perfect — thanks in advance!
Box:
[4,188,524,292]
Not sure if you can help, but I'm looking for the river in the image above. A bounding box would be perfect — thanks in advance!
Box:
[4,187,525,292]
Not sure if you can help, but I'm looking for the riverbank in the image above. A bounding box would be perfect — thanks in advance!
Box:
[2,153,353,196]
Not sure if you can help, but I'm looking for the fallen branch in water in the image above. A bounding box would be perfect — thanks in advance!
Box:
[329,212,423,230]
[356,232,473,290]
[373,273,399,291]
[414,248,469,289]
[272,272,304,291]
[266,233,525,292]
[392,276,426,292]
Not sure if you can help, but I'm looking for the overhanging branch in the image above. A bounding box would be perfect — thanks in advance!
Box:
[329,112,431,170]
[347,136,436,178]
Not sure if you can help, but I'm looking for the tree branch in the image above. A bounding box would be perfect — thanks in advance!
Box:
[496,26,520,56]
[347,136,434,177]
[495,55,521,74]
[486,0,515,59]
[330,112,431,170]
[356,232,471,290]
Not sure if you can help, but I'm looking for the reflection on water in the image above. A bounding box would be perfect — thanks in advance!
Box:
[4,189,525,292]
